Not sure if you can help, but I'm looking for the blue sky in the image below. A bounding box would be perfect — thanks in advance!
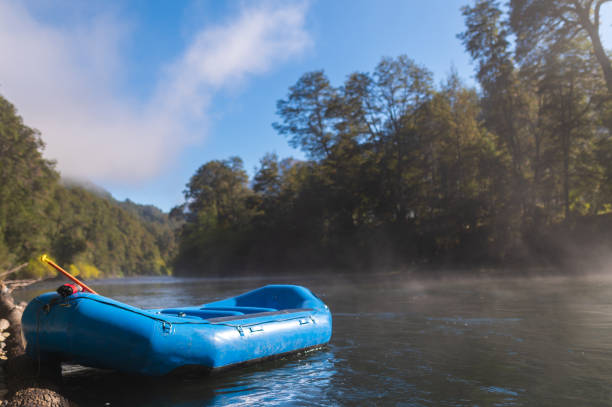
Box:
[0,0,609,211]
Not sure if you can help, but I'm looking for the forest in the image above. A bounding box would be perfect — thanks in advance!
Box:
[171,0,612,274]
[0,94,177,278]
[2,0,612,277]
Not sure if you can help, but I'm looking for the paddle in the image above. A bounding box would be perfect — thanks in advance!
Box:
[39,254,99,295]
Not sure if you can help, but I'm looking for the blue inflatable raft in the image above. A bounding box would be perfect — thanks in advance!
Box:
[21,285,332,376]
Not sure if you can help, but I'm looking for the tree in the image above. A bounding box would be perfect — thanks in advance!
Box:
[0,93,176,277]
[459,0,532,231]
[0,95,57,270]
[182,157,252,228]
[510,0,612,93]
[372,56,434,223]
[173,157,256,273]
[253,153,281,197]
[273,71,340,159]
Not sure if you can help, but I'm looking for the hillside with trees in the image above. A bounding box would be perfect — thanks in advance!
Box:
[171,0,612,274]
[0,95,177,278]
[2,0,611,278]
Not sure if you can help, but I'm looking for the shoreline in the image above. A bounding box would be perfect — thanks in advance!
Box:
[0,301,27,405]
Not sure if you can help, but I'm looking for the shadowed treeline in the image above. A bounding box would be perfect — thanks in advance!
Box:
[1,1,611,278]
[171,0,612,275]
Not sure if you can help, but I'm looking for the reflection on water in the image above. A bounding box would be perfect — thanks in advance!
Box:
[61,348,336,406]
[16,273,612,406]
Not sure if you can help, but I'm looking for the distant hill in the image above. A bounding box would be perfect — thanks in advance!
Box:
[0,94,177,278]
[60,177,114,199]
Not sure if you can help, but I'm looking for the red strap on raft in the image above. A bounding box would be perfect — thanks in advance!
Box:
[57,283,83,297]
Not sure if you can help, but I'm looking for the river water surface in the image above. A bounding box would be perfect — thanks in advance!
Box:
[16,273,612,406]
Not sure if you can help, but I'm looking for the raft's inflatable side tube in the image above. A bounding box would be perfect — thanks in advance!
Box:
[22,285,332,376]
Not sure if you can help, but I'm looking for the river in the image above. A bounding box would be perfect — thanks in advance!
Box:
[15,272,612,406]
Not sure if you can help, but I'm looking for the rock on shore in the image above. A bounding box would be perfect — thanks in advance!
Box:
[0,301,26,403]
[0,317,10,403]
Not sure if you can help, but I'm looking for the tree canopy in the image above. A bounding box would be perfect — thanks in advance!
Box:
[3,0,612,277]
[0,95,177,278]
[172,1,612,274]
[509,0,612,93]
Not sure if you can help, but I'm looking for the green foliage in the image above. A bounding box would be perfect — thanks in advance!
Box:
[24,257,53,279]
[174,6,612,272]
[69,262,101,279]
[273,71,339,160]
[174,55,505,272]
[0,94,176,277]
[172,157,257,273]
[509,0,612,93]
[5,0,612,275]
[0,96,58,271]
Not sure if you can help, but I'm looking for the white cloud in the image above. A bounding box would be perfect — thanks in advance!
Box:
[0,1,311,182]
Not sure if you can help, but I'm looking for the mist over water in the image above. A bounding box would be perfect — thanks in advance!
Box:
[16,272,612,406]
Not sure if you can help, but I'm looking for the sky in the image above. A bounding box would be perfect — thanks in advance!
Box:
[0,0,610,211]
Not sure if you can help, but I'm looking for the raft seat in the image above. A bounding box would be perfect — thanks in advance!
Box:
[201,306,277,314]
[160,309,244,320]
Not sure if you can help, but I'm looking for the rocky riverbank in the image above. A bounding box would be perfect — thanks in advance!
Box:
[0,302,26,404]
[0,274,70,407]
[0,302,27,360]
[0,317,7,404]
